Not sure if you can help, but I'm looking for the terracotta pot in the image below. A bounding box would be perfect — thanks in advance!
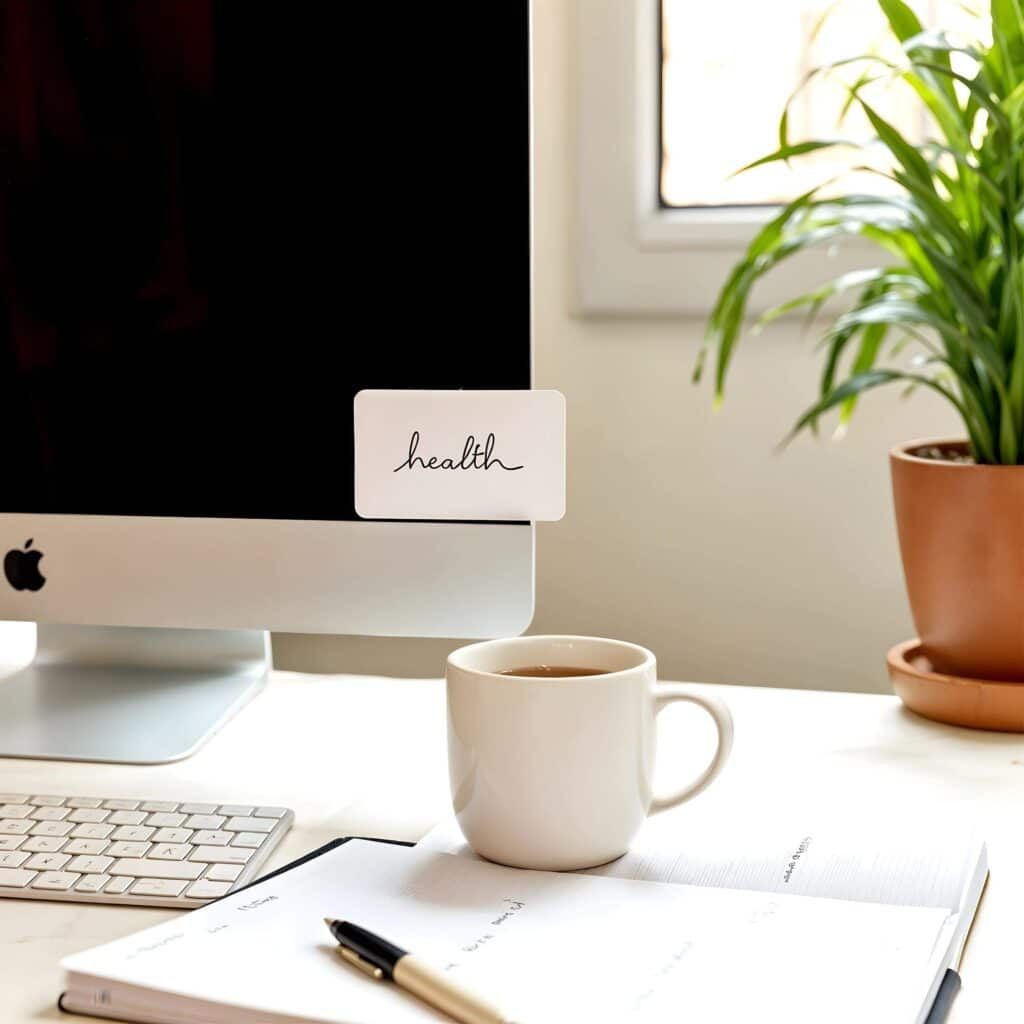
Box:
[891,438,1024,681]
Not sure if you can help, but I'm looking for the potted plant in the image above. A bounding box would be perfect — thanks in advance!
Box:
[698,0,1024,706]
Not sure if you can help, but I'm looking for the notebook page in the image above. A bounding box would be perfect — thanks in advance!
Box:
[420,813,984,912]
[62,840,952,1024]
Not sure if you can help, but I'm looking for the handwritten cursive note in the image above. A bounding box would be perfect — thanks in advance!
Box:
[393,431,524,474]
[355,389,565,521]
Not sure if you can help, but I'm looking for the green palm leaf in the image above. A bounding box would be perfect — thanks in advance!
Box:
[698,0,1024,464]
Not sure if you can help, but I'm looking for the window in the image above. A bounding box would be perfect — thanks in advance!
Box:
[660,0,987,209]
[576,0,985,315]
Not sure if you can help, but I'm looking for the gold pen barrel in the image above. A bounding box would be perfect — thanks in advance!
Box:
[393,955,517,1024]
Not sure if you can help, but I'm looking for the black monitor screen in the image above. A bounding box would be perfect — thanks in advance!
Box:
[0,2,530,520]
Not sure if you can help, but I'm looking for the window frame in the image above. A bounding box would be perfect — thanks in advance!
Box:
[575,0,878,316]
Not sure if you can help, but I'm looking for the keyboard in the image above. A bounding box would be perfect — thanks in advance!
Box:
[0,793,293,908]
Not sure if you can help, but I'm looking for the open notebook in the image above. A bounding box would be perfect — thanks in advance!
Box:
[421,813,989,973]
[60,825,986,1024]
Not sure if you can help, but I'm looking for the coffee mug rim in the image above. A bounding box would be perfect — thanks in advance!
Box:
[447,634,655,681]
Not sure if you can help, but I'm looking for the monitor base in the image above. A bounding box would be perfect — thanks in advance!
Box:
[0,625,269,764]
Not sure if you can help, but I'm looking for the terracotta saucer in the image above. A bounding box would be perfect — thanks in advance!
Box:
[888,638,1024,732]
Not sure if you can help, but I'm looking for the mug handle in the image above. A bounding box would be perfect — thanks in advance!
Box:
[648,684,734,815]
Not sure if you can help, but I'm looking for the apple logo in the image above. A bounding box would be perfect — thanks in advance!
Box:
[4,539,46,592]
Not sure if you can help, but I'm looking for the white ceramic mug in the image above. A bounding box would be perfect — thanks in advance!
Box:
[446,635,734,870]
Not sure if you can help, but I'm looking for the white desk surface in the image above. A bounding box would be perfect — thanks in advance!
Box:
[0,668,1020,1023]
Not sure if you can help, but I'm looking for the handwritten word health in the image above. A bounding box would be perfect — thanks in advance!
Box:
[393,431,524,473]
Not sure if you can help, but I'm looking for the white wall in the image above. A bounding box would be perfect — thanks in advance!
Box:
[273,0,961,692]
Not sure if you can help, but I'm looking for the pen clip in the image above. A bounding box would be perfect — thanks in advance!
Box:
[337,944,384,980]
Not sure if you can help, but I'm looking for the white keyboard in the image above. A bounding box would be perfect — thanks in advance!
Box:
[0,793,293,908]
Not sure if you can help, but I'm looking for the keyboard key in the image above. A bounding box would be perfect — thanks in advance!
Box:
[75,874,110,894]
[0,836,25,851]
[145,812,186,830]
[193,830,232,846]
[0,805,32,819]
[30,796,66,807]
[106,842,152,858]
[0,820,32,835]
[185,879,232,899]
[150,844,190,861]
[31,871,80,891]
[224,817,275,833]
[25,852,71,871]
[112,826,155,842]
[22,836,67,853]
[29,806,70,821]
[65,797,104,809]
[104,876,132,894]
[184,814,225,830]
[64,839,109,856]
[0,852,29,868]
[67,856,114,874]
[70,823,115,840]
[67,808,110,824]
[111,858,203,880]
[153,828,193,844]
[231,832,267,849]
[205,863,243,882]
[255,807,289,819]
[190,846,252,865]
[0,794,28,804]
[140,801,179,813]
[0,868,35,887]
[179,803,218,814]
[102,799,140,811]
[131,878,188,898]
[217,805,254,816]
[31,821,74,837]
[108,810,147,826]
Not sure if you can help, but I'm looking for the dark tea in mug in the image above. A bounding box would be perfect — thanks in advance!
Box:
[498,666,609,678]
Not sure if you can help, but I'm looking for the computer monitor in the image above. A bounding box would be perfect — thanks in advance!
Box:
[0,3,533,763]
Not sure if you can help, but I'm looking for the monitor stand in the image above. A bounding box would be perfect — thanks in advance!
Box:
[0,625,269,764]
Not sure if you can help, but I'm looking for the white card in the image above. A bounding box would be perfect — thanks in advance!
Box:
[354,389,565,522]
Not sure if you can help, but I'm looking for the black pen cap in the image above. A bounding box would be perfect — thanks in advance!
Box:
[326,919,408,979]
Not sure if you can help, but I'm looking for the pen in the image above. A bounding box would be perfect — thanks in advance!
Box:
[323,917,518,1024]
